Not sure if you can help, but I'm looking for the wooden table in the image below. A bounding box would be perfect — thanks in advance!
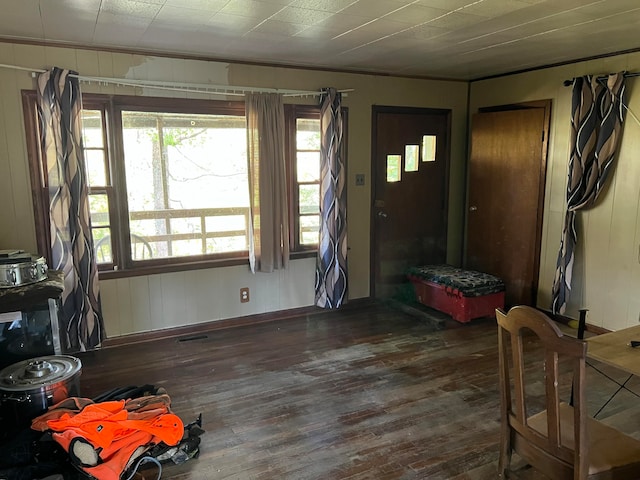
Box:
[586,325,640,416]
[587,324,640,376]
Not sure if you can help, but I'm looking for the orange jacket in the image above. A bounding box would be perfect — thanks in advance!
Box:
[32,397,184,480]
[45,400,182,448]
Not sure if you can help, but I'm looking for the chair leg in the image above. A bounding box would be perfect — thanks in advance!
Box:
[498,453,511,478]
[498,430,512,478]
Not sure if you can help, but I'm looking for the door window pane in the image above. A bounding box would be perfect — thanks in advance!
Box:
[387,155,401,182]
[422,135,436,162]
[405,145,419,172]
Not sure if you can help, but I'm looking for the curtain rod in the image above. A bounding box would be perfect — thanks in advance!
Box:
[562,71,640,87]
[0,63,353,98]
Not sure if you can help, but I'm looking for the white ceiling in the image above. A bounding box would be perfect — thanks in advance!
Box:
[1,0,639,80]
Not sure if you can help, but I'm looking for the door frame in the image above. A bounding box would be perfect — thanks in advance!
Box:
[370,105,452,298]
[465,99,551,306]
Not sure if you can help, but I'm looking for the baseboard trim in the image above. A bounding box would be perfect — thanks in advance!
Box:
[102,297,375,348]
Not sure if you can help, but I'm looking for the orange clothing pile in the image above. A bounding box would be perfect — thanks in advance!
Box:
[31,395,183,480]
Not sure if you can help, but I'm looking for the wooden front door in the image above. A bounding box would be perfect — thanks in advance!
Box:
[371,106,451,299]
[466,103,550,307]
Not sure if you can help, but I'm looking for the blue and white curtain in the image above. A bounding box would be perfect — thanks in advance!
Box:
[315,88,347,308]
[37,67,105,351]
[551,73,626,315]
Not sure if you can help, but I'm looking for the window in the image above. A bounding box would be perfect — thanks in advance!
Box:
[404,145,419,172]
[285,105,348,251]
[386,155,401,182]
[24,93,338,277]
[287,106,321,250]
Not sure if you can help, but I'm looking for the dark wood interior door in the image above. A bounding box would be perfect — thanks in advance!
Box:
[466,105,549,307]
[372,106,451,299]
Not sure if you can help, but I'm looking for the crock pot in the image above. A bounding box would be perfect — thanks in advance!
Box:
[0,355,81,429]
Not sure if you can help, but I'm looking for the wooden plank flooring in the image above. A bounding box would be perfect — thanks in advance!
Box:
[75,303,640,479]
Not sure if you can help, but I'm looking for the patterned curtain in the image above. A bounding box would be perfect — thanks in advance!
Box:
[37,67,105,351]
[551,73,626,314]
[245,93,289,273]
[315,88,347,308]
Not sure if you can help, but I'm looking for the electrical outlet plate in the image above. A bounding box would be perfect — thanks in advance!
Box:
[240,287,250,303]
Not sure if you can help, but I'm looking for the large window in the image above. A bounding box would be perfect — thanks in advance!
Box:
[24,93,339,277]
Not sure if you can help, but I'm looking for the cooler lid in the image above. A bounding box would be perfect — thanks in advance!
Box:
[0,355,82,391]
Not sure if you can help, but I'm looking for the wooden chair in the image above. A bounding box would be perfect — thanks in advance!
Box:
[496,305,640,479]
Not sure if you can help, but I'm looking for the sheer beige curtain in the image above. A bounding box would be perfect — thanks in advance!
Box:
[245,93,290,273]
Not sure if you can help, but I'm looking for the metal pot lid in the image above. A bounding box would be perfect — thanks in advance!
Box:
[0,355,81,391]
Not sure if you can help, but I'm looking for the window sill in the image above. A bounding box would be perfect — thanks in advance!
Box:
[98,250,318,280]
[98,256,249,280]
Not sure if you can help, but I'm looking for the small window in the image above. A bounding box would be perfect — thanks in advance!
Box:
[82,107,115,267]
[422,135,436,162]
[387,155,401,182]
[405,145,419,172]
[296,117,321,247]
[287,106,322,251]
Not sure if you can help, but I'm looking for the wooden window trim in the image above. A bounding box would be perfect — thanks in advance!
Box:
[23,92,340,279]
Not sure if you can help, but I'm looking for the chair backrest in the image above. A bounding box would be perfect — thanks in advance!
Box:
[94,234,153,262]
[496,306,589,479]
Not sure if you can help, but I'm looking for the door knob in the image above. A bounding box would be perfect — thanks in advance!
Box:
[377,211,388,218]
[469,206,477,211]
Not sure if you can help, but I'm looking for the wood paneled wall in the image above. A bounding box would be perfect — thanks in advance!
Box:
[470,53,640,331]
[0,42,469,338]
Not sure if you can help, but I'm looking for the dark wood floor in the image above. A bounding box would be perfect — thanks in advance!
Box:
[76,302,640,480]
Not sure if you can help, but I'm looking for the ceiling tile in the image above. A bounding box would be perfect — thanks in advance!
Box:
[206,12,259,33]
[294,22,355,39]
[270,6,335,25]
[419,10,488,29]
[458,0,534,18]
[0,0,44,39]
[415,0,485,9]
[338,0,422,20]
[384,5,452,24]
[36,1,102,43]
[154,5,217,26]
[219,0,287,18]
[164,0,228,9]
[93,12,153,45]
[250,19,309,36]
[334,17,416,39]
[303,12,372,31]
[100,0,163,18]
[289,0,361,13]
